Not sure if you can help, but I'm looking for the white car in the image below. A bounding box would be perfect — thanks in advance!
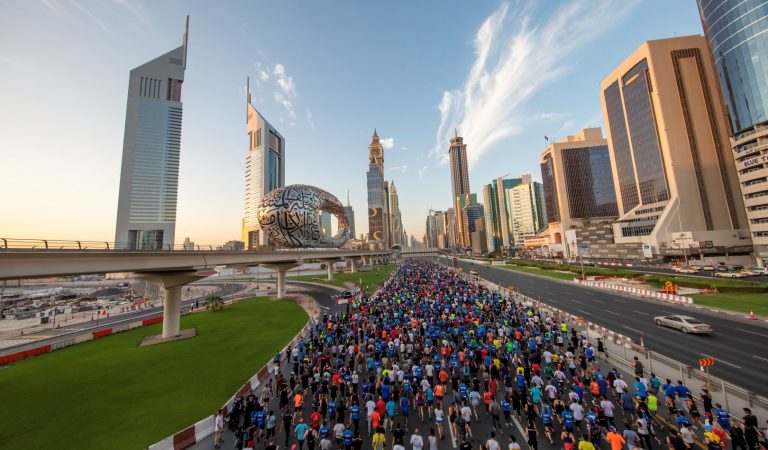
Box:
[748,267,768,276]
[654,314,713,334]
[714,271,747,278]
[673,266,699,274]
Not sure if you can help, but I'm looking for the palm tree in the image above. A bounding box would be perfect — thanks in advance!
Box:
[204,295,224,311]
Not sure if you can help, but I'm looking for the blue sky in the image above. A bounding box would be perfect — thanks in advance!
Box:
[0,0,704,245]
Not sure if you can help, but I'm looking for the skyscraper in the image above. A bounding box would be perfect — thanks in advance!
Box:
[319,211,332,238]
[698,1,768,263]
[482,176,527,253]
[506,177,547,248]
[343,191,356,240]
[448,131,471,249]
[115,17,189,250]
[242,77,285,249]
[538,128,619,258]
[601,36,748,259]
[389,180,405,246]
[367,130,390,247]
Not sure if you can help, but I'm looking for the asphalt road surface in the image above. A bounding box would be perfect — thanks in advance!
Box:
[452,258,768,395]
[193,279,714,450]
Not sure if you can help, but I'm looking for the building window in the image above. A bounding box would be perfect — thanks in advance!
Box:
[166,78,182,102]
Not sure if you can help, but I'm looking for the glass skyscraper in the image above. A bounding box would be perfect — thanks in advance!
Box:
[698,0,768,135]
[699,1,768,261]
[242,77,285,249]
[115,18,189,250]
[367,130,389,246]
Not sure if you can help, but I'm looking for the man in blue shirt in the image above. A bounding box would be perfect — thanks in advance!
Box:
[712,403,731,430]
[350,403,361,434]
[295,418,310,450]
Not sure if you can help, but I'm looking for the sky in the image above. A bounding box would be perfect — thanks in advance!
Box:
[0,0,705,246]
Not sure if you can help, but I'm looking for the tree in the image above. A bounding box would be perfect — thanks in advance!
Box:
[204,295,224,311]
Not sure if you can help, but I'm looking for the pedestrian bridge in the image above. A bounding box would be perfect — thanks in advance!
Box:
[0,240,392,340]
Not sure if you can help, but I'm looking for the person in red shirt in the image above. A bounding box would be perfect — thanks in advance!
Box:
[376,398,386,417]
[310,410,321,430]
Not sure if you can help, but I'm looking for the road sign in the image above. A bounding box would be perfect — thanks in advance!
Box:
[699,357,715,367]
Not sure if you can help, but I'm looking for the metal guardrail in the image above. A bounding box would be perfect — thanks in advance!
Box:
[0,238,394,254]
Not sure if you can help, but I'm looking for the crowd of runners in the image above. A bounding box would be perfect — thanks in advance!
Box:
[216,260,767,450]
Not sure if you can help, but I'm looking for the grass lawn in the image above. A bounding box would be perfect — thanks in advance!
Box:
[290,264,396,290]
[691,292,768,316]
[0,297,307,450]
[503,264,579,282]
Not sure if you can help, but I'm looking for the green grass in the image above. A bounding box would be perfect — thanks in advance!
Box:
[503,264,579,282]
[290,264,396,289]
[0,297,307,450]
[691,292,768,316]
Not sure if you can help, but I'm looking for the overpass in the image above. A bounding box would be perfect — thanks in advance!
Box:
[0,244,392,340]
[397,247,447,258]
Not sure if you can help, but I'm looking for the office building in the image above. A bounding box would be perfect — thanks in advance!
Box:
[461,202,484,252]
[507,177,547,248]
[389,181,404,246]
[367,130,390,247]
[115,18,189,250]
[698,1,768,262]
[425,209,438,248]
[601,36,750,260]
[482,176,531,253]
[319,211,332,238]
[471,216,487,256]
[343,192,356,240]
[537,128,619,258]
[448,131,471,248]
[445,208,457,248]
[241,77,286,249]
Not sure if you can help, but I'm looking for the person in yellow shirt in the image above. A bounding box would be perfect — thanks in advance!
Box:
[372,428,386,450]
[577,439,596,450]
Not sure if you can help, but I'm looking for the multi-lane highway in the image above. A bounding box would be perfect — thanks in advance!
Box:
[452,258,768,395]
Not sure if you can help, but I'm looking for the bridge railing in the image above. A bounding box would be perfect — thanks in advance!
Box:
[0,238,392,253]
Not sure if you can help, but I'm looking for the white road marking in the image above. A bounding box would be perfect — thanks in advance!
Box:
[632,310,651,316]
[570,299,584,305]
[622,326,644,334]
[701,353,741,369]
[606,310,621,316]
[577,309,589,315]
[591,299,605,304]
[735,328,768,338]
[753,355,768,363]
[511,416,527,443]
[661,310,677,314]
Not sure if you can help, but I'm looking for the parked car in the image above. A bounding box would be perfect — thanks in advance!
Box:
[654,314,713,334]
[749,267,768,275]
[702,265,715,271]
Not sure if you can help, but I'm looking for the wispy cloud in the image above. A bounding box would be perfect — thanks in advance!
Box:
[391,165,408,173]
[113,0,152,27]
[380,137,395,150]
[0,54,41,75]
[433,0,637,167]
[259,70,270,81]
[70,0,117,37]
[306,108,315,128]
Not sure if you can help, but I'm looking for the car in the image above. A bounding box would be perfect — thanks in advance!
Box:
[672,266,699,274]
[750,267,768,275]
[714,271,747,278]
[654,314,713,334]
[702,265,715,271]
[468,269,478,275]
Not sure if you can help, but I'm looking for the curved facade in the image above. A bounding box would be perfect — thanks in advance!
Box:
[698,0,768,134]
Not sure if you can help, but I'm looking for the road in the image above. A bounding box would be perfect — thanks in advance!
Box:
[508,258,768,283]
[0,283,247,357]
[453,258,768,395]
[192,276,711,450]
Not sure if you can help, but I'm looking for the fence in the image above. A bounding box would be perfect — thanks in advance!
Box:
[574,278,694,304]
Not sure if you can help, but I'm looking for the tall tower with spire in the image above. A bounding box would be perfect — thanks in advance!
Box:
[115,17,189,250]
[366,129,390,247]
[389,180,404,246]
[241,75,285,249]
[343,190,356,240]
[448,130,471,249]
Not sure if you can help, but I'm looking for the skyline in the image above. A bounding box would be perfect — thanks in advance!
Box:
[0,1,705,244]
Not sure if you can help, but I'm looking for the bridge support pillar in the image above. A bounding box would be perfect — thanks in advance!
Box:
[318,258,340,281]
[263,263,299,299]
[135,271,202,339]
[349,258,357,273]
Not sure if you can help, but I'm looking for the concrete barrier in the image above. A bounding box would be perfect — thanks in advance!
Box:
[574,278,693,304]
